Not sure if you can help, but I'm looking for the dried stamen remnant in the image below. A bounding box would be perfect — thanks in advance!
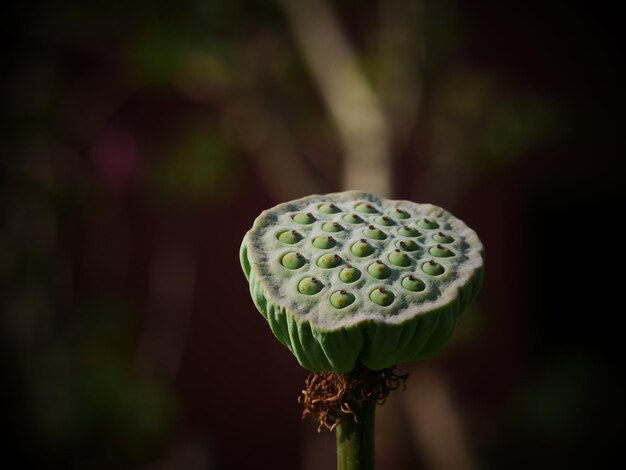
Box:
[298,366,409,432]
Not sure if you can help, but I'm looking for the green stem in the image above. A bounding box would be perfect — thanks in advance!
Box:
[335,399,376,470]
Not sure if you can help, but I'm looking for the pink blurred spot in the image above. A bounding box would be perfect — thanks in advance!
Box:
[91,129,141,192]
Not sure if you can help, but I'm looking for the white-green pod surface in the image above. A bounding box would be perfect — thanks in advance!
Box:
[240,191,484,372]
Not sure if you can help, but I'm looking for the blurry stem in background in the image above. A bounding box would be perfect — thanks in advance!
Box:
[378,0,423,147]
[281,0,391,197]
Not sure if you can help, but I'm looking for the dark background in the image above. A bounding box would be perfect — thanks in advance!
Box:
[2,1,624,469]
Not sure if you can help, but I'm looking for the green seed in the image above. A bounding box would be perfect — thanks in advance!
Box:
[318,203,341,214]
[433,232,454,244]
[339,264,361,283]
[364,225,387,240]
[374,215,396,226]
[397,239,419,252]
[429,244,454,258]
[389,208,410,219]
[312,235,336,249]
[389,249,411,267]
[317,253,342,269]
[322,221,344,232]
[368,260,391,279]
[402,275,425,292]
[417,218,439,229]
[422,260,445,276]
[298,276,323,295]
[330,290,355,309]
[281,252,305,269]
[343,213,364,224]
[293,212,316,224]
[355,202,378,213]
[398,225,421,237]
[369,287,395,306]
[351,239,374,257]
[278,230,302,244]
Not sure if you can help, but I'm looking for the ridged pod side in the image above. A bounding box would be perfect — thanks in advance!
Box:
[241,238,484,372]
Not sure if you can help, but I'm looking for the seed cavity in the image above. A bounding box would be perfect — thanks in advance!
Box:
[331,290,355,309]
[278,230,302,244]
[298,276,323,295]
[293,212,316,224]
[418,218,439,229]
[370,287,395,306]
[281,252,306,269]
[402,275,425,292]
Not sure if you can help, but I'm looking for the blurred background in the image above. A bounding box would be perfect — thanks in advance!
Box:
[2,1,624,469]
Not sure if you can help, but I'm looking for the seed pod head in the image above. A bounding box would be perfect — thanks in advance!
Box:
[241,191,484,372]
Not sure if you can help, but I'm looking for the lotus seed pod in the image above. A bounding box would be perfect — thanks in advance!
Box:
[278,230,303,244]
[318,203,341,214]
[429,244,455,258]
[312,235,336,249]
[422,260,445,276]
[331,290,355,309]
[433,232,455,244]
[355,202,378,214]
[322,221,344,233]
[298,276,323,295]
[402,275,425,292]
[240,191,484,372]
[398,225,421,237]
[351,239,375,257]
[343,213,364,224]
[339,264,361,283]
[369,287,395,306]
[368,260,391,279]
[282,252,305,269]
[364,225,387,240]
[388,250,411,267]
